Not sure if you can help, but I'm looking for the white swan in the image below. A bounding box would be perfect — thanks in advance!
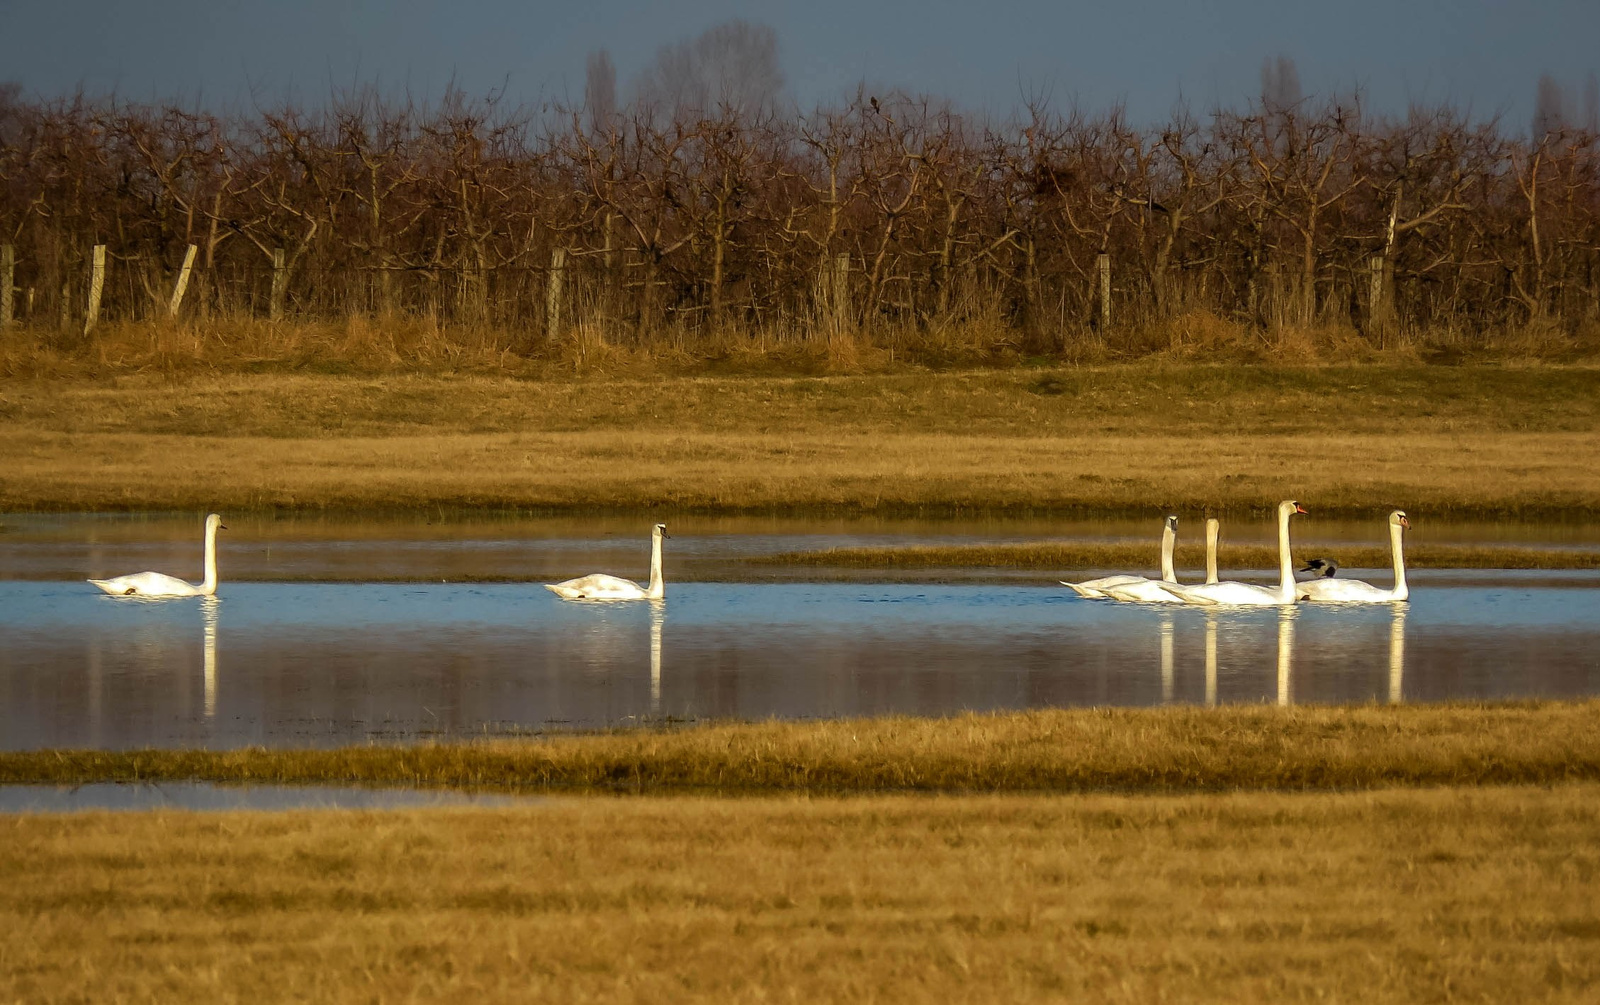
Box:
[88,514,225,598]
[1297,510,1410,603]
[547,523,667,601]
[1155,501,1306,606]
[1203,517,1220,584]
[1101,515,1223,603]
[1062,515,1178,598]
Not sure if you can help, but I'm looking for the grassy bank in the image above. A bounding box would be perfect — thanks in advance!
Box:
[4,786,1598,1002]
[758,540,1600,571]
[1,365,1598,516]
[6,703,1599,793]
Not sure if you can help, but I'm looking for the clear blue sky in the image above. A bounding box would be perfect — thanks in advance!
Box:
[1,0,1594,127]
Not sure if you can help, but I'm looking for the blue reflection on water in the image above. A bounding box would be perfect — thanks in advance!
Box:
[1,580,1596,750]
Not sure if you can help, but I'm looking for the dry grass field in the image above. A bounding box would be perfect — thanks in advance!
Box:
[4,786,1598,1003]
[7,703,1598,793]
[2,365,1598,515]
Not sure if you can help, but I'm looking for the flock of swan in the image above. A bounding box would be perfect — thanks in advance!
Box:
[1063,500,1411,606]
[87,504,1408,605]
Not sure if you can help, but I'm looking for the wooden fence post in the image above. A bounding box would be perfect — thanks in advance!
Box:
[269,247,286,321]
[84,244,106,335]
[0,245,13,329]
[169,244,198,318]
[1096,252,1111,332]
[546,247,567,338]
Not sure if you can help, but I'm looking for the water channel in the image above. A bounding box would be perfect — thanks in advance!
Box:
[1,513,1596,750]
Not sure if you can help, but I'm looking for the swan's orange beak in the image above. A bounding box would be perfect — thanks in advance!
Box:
[1399,515,1410,530]
[1294,503,1309,515]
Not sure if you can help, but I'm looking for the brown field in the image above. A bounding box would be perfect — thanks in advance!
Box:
[2,365,1598,516]
[7,703,1599,794]
[4,785,1598,1003]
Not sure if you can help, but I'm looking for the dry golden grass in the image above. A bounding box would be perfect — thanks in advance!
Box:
[0,364,1593,515]
[759,540,1600,571]
[3,786,1598,1002]
[5,312,1599,380]
[1,366,1597,515]
[3,425,1596,517]
[6,703,1599,793]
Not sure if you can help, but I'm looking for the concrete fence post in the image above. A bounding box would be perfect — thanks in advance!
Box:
[1096,253,1111,332]
[269,247,287,321]
[169,244,198,318]
[547,247,567,339]
[0,245,13,329]
[84,244,106,335]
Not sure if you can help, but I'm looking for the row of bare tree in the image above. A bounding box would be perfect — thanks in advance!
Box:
[2,82,1598,351]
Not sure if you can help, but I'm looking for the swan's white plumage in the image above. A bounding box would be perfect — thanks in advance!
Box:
[88,514,224,598]
[1063,516,1178,598]
[1102,578,1188,603]
[1157,501,1305,607]
[1297,511,1410,603]
[547,524,666,601]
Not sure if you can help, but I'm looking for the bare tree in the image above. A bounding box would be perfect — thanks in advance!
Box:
[634,19,784,120]
[585,49,617,135]
[1533,72,1568,140]
[1261,55,1303,112]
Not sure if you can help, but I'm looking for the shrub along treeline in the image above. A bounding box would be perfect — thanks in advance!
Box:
[1,83,1598,368]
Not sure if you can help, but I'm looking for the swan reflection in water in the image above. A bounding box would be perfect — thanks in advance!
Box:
[1159,613,1175,703]
[1185,602,1408,707]
[1204,613,1219,708]
[649,600,664,714]
[1388,604,1407,704]
[202,597,219,719]
[1276,606,1297,706]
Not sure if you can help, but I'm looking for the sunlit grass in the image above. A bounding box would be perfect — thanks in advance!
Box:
[2,365,1598,516]
[3,786,1597,1002]
[757,540,1600,571]
[5,703,1598,794]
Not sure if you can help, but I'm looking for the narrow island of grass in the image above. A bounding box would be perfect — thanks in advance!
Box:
[753,540,1600,572]
[6,702,1598,794]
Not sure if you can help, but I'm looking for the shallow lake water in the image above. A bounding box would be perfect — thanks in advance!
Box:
[2,513,1597,750]
[2,578,1597,750]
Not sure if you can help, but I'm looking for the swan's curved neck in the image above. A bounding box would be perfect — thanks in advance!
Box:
[1275,507,1296,602]
[200,522,219,595]
[1205,522,1219,585]
[1159,524,1176,583]
[646,531,664,599]
[1389,521,1408,601]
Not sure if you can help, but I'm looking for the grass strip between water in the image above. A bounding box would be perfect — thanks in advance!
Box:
[755,541,1600,571]
[6,702,1598,794]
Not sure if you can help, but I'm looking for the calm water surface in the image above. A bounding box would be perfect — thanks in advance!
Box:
[2,580,1596,750]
